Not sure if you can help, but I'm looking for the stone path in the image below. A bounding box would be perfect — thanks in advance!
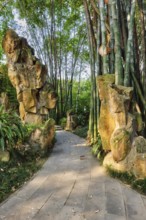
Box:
[0,130,146,220]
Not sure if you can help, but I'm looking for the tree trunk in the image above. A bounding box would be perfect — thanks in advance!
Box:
[124,0,136,87]
[99,0,109,74]
[109,0,124,85]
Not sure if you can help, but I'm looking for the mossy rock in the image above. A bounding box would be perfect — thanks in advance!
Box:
[28,118,55,153]
[97,74,115,84]
[135,113,144,133]
[43,118,55,134]
[133,136,146,153]
[111,128,131,162]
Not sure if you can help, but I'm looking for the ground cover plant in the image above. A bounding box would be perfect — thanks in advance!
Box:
[107,166,146,195]
[0,154,47,203]
[0,106,26,152]
[0,107,52,203]
[73,126,88,139]
[91,133,105,161]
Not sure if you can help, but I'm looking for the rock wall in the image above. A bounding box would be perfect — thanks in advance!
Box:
[2,29,57,124]
[97,74,146,178]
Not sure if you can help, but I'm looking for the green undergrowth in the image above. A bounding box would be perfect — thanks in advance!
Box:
[73,127,105,161]
[0,151,49,203]
[59,117,67,129]
[107,166,146,195]
[91,133,105,161]
[73,126,88,138]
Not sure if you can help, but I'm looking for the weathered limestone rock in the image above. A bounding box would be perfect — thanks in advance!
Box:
[25,113,44,125]
[134,136,146,153]
[97,74,115,151]
[22,89,37,113]
[108,84,133,128]
[103,146,137,173]
[103,152,126,172]
[132,155,146,178]
[2,29,57,124]
[131,137,146,178]
[65,110,78,131]
[97,75,135,159]
[110,128,132,162]
[104,136,146,178]
[97,74,146,179]
[29,118,55,151]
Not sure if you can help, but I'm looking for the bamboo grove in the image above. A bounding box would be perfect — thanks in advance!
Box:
[0,0,89,122]
[83,0,146,143]
[0,0,146,144]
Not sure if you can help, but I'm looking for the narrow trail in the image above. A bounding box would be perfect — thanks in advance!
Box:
[0,131,146,220]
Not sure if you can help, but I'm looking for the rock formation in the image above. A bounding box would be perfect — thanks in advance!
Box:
[2,29,57,124]
[29,118,55,151]
[65,110,78,131]
[97,74,146,178]
[97,74,115,151]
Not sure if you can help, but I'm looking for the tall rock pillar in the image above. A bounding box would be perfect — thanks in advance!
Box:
[2,29,57,124]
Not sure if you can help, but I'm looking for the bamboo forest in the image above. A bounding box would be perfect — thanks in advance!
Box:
[1,1,146,218]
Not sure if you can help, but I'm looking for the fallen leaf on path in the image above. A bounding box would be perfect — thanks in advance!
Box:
[80,155,86,160]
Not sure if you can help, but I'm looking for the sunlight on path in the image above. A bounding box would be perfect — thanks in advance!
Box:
[0,131,146,220]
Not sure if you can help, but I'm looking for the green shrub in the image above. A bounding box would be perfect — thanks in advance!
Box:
[133,178,146,194]
[106,167,135,184]
[22,123,43,141]
[106,166,146,195]
[59,117,67,129]
[73,126,88,138]
[0,152,46,203]
[77,114,88,126]
[0,65,18,110]
[91,133,105,160]
[0,106,26,152]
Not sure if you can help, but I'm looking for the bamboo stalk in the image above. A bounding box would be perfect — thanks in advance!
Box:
[109,3,115,73]
[109,0,124,85]
[99,0,109,74]
[124,0,136,86]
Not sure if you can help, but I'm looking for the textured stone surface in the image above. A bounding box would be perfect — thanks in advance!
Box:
[103,152,126,172]
[131,137,146,178]
[98,74,146,178]
[110,128,131,162]
[133,136,146,153]
[29,118,55,150]
[2,29,57,124]
[97,74,115,150]
[65,110,78,131]
[132,154,146,178]
[108,85,133,128]
[103,146,137,173]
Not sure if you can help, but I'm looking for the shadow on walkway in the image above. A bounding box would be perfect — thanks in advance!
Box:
[0,131,146,220]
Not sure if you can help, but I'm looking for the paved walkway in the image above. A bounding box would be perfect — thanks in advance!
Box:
[0,130,146,220]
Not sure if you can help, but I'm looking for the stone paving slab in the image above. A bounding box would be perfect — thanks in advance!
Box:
[0,130,146,220]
